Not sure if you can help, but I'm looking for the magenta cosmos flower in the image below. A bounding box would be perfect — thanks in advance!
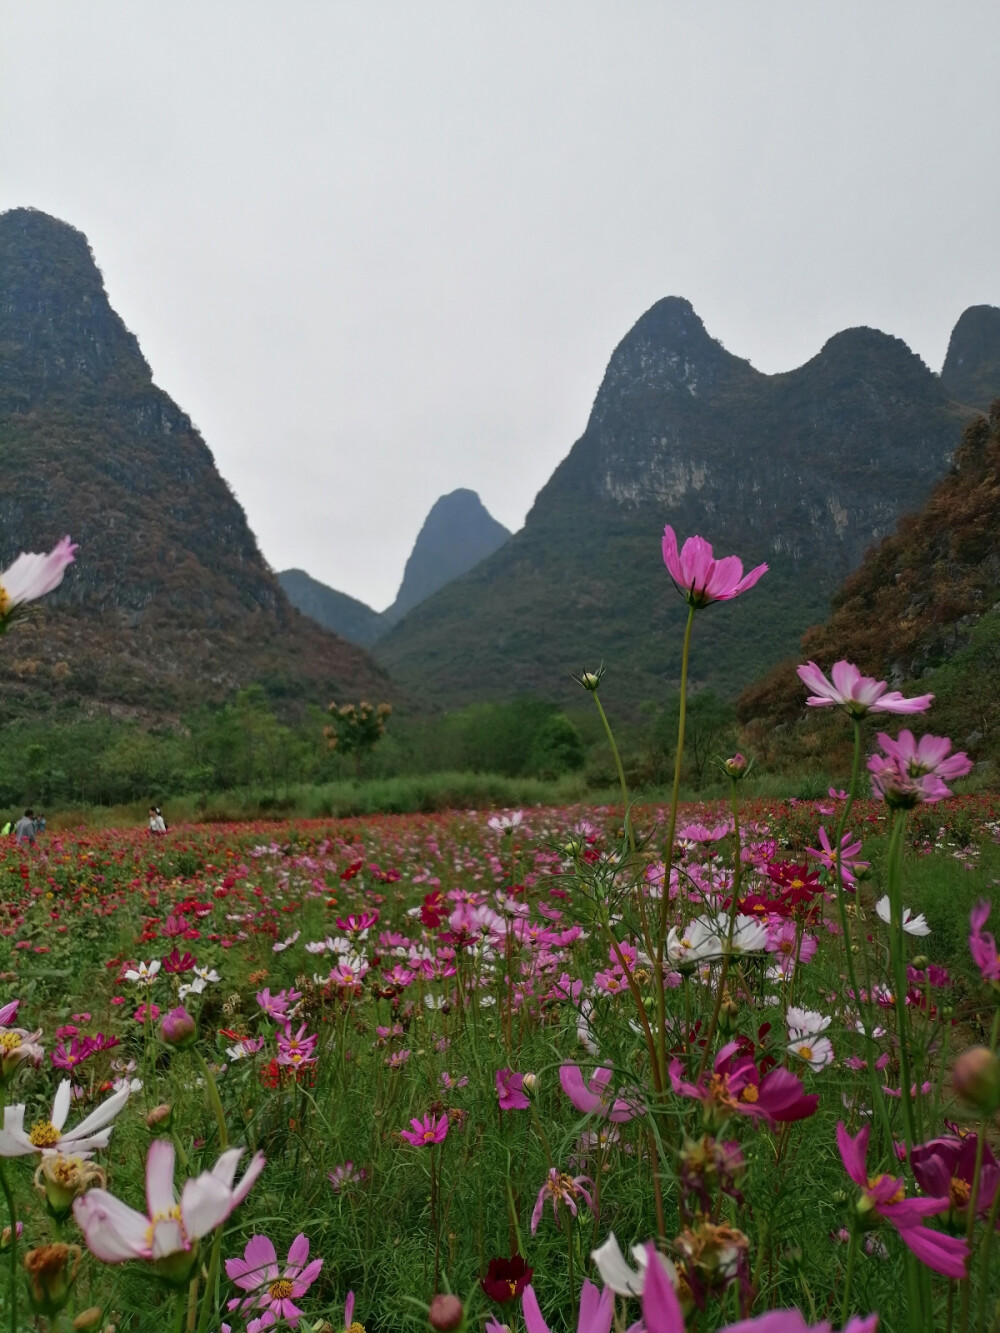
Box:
[670,1042,818,1128]
[559,1065,640,1122]
[522,1278,612,1333]
[639,1240,878,1332]
[662,527,767,609]
[836,1122,969,1278]
[400,1112,448,1147]
[970,900,1000,986]
[496,1068,531,1111]
[0,536,77,625]
[73,1139,264,1272]
[910,1135,999,1222]
[530,1167,593,1234]
[797,661,932,717]
[806,828,868,885]
[226,1233,323,1332]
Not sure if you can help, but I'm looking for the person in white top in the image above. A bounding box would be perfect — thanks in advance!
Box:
[148,806,167,834]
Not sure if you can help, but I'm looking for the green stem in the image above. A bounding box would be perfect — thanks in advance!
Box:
[173,1291,187,1333]
[841,1228,860,1327]
[0,1162,16,1333]
[835,720,894,1151]
[194,1051,229,1150]
[886,811,917,1153]
[592,693,634,855]
[656,603,696,1084]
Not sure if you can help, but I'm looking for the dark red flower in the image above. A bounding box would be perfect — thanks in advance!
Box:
[480,1254,533,1304]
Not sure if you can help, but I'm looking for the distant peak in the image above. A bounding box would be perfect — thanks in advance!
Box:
[941,305,1000,411]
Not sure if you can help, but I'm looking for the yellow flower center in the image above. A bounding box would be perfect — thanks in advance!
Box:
[29,1121,60,1148]
[0,1033,22,1053]
[144,1210,185,1247]
[791,878,805,890]
[0,586,9,619]
[507,1280,518,1296]
[796,1044,814,1062]
[739,1084,759,1104]
[950,1177,971,1207]
[268,1278,294,1299]
[348,1324,367,1333]
[868,1174,905,1204]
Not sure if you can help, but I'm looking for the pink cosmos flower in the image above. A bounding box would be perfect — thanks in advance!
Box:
[522,1279,612,1333]
[868,731,971,806]
[796,661,932,716]
[496,1068,531,1110]
[225,1233,323,1332]
[559,1065,640,1122]
[806,828,868,885]
[639,1241,878,1332]
[970,900,1000,986]
[0,536,77,624]
[275,1023,317,1068]
[662,527,767,609]
[836,1122,969,1278]
[670,1043,818,1126]
[676,820,733,844]
[73,1139,264,1268]
[400,1113,448,1147]
[530,1167,593,1234]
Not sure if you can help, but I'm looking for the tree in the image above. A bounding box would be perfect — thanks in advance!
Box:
[324,701,391,778]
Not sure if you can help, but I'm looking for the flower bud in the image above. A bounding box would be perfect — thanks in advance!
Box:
[146,1102,173,1129]
[911,955,929,970]
[521,1072,538,1094]
[953,1047,1000,1114]
[428,1294,464,1331]
[34,1154,105,1218]
[718,994,739,1034]
[724,754,749,779]
[73,1309,104,1330]
[574,665,605,692]
[0,1222,22,1249]
[24,1243,80,1316]
[159,1006,197,1050]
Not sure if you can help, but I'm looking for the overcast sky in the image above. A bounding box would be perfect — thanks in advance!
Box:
[2,2,999,610]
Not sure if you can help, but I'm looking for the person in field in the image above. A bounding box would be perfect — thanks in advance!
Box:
[148,807,167,835]
[14,809,36,844]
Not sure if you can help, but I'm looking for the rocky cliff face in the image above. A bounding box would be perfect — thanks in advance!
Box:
[376,297,992,708]
[0,207,390,717]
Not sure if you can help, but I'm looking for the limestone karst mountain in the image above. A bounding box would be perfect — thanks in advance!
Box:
[0,207,391,717]
[279,489,510,646]
[375,297,995,708]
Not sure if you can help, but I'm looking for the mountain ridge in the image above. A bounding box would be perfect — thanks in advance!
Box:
[376,298,996,708]
[0,206,392,718]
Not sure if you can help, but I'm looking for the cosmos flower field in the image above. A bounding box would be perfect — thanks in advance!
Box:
[2,529,1000,1333]
[0,783,997,1333]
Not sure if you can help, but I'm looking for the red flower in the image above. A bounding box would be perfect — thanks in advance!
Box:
[480,1254,533,1304]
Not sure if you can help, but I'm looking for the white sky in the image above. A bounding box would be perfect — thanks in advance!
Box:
[2,1,998,611]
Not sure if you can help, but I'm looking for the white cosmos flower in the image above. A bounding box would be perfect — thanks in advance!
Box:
[177,980,205,1000]
[787,1035,835,1071]
[666,913,767,965]
[590,1231,677,1296]
[875,896,930,936]
[193,967,220,985]
[124,960,160,987]
[0,1080,130,1158]
[487,811,523,833]
[272,931,300,953]
[786,1007,831,1039]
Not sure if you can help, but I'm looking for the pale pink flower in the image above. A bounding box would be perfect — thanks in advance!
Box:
[530,1167,593,1233]
[662,527,767,608]
[522,1278,612,1333]
[797,661,932,716]
[0,536,77,623]
[73,1139,264,1265]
